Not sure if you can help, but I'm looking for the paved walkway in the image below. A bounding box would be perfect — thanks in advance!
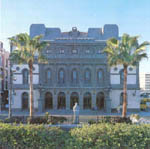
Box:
[0,110,150,117]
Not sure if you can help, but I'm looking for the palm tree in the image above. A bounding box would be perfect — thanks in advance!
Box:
[9,33,48,117]
[104,34,149,117]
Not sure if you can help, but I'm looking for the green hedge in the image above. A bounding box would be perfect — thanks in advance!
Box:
[0,123,150,149]
[0,123,67,149]
[66,123,150,149]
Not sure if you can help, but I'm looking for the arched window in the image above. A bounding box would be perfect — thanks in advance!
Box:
[22,69,28,84]
[97,69,103,82]
[120,92,128,105]
[45,69,51,82]
[22,92,29,110]
[58,69,65,83]
[120,69,124,84]
[72,69,78,83]
[84,69,91,83]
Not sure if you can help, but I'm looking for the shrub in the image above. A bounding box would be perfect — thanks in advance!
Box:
[0,123,68,149]
[66,123,150,149]
[98,116,132,124]
[27,116,48,124]
[4,116,27,124]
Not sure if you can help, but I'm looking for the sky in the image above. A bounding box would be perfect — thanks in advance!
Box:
[0,0,150,73]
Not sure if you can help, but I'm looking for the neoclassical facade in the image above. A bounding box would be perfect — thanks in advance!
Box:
[11,24,140,113]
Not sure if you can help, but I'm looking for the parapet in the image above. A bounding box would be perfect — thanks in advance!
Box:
[103,24,119,40]
[29,24,119,40]
[30,24,46,38]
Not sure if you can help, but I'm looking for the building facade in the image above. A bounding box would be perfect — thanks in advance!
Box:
[11,24,140,113]
[0,41,9,111]
[140,73,150,92]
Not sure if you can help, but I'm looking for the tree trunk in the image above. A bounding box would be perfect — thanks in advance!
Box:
[122,65,127,118]
[29,60,34,117]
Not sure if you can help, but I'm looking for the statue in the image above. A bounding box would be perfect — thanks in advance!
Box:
[73,102,80,124]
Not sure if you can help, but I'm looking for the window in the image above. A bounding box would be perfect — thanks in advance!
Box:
[120,92,128,105]
[97,70,103,82]
[98,50,101,54]
[120,69,124,84]
[72,49,77,54]
[72,69,78,83]
[22,92,29,110]
[45,69,51,82]
[58,69,65,83]
[85,49,90,54]
[22,69,28,84]
[85,69,91,83]
[60,49,64,54]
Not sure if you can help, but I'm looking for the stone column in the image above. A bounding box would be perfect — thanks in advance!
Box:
[66,92,70,110]
[79,93,83,110]
[92,93,97,110]
[105,92,111,113]
[53,93,57,110]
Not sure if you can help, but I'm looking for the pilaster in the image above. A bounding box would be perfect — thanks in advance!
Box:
[66,92,70,110]
[53,93,57,110]
[92,93,97,110]
[79,92,83,110]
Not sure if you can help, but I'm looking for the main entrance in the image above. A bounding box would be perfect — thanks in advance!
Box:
[70,92,79,109]
[96,92,105,110]
[83,92,92,109]
[45,92,53,109]
[22,92,29,110]
[57,92,66,109]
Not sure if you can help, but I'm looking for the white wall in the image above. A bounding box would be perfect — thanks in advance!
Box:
[110,65,137,85]
[110,90,140,109]
[12,90,39,109]
[13,64,39,84]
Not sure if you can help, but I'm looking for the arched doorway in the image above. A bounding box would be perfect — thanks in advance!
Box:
[22,92,29,110]
[70,92,79,109]
[83,92,92,109]
[57,92,66,109]
[45,92,53,109]
[96,92,105,110]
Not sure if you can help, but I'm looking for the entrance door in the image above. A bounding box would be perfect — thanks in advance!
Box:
[96,92,104,110]
[57,92,66,109]
[70,92,79,109]
[83,92,92,109]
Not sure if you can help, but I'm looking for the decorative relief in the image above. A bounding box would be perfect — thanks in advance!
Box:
[16,67,20,71]
[114,67,118,71]
[129,67,133,71]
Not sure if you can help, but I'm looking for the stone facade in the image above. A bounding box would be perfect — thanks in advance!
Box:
[11,24,140,113]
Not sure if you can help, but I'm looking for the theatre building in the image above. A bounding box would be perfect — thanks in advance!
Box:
[11,24,140,113]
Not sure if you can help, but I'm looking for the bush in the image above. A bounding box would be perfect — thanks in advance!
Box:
[3,113,67,125]
[66,123,150,149]
[27,116,48,124]
[97,116,132,124]
[4,116,27,124]
[0,123,68,149]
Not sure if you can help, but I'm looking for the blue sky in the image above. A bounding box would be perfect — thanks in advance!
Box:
[0,0,150,73]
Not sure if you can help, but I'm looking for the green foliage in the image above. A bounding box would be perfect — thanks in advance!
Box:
[0,123,68,149]
[0,123,150,148]
[3,115,67,125]
[88,116,132,125]
[67,123,150,149]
